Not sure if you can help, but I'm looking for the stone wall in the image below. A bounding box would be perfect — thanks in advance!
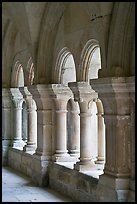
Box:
[8,148,34,178]
[49,163,99,202]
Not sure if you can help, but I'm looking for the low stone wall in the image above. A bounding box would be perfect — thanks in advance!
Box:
[8,148,99,201]
[49,163,99,202]
[8,148,34,178]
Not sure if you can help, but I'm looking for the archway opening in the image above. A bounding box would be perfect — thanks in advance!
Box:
[16,64,24,87]
[61,54,76,85]
[88,47,101,80]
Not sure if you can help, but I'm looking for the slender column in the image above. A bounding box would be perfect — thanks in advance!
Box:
[69,82,98,171]
[90,77,131,202]
[22,102,27,143]
[79,111,93,163]
[20,87,37,152]
[10,88,25,148]
[24,99,37,152]
[70,108,80,156]
[96,99,105,164]
[49,84,74,162]
[67,100,80,157]
[55,108,68,156]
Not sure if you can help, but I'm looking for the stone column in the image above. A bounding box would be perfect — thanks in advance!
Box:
[28,85,53,186]
[69,82,98,171]
[20,87,37,152]
[69,100,80,158]
[90,77,131,202]
[126,77,135,202]
[2,88,13,165]
[49,84,75,162]
[96,99,105,164]
[10,88,25,148]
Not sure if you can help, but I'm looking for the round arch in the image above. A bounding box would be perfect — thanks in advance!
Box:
[26,57,35,86]
[11,60,24,87]
[53,47,76,84]
[79,39,101,81]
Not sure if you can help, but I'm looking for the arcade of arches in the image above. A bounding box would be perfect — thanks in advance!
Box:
[2,2,135,202]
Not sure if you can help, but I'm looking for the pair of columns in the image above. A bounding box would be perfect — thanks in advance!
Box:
[28,83,102,169]
[8,88,37,151]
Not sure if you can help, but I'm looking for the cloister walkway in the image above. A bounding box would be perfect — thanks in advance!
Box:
[2,166,74,202]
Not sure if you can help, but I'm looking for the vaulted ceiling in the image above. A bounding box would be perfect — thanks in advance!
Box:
[2,2,135,87]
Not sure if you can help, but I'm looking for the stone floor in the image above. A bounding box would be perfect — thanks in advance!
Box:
[2,166,74,202]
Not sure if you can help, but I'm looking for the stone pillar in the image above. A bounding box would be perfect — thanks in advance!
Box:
[22,102,27,143]
[28,85,53,186]
[90,77,131,202]
[2,88,13,165]
[20,87,37,152]
[126,77,135,202]
[10,88,25,148]
[49,84,75,162]
[69,82,98,171]
[69,100,80,158]
[96,99,105,164]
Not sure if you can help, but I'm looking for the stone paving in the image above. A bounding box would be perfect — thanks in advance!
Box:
[2,166,74,202]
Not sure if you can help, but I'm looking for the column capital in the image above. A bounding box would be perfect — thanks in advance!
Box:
[48,84,73,100]
[19,86,32,98]
[28,84,52,110]
[69,82,98,113]
[69,82,98,102]
[48,84,73,111]
[10,88,24,109]
[19,86,37,110]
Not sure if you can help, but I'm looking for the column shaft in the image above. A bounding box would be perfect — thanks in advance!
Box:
[55,110,68,154]
[14,108,22,140]
[80,112,92,161]
[70,110,80,155]
[27,110,37,144]
[96,114,105,163]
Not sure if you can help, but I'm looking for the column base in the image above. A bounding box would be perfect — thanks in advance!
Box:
[23,144,36,153]
[97,174,130,202]
[74,160,95,171]
[12,140,25,148]
[95,159,105,164]
[52,150,77,162]
[69,150,80,157]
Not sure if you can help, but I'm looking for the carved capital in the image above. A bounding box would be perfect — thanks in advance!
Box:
[10,88,24,109]
[28,85,52,110]
[69,82,98,113]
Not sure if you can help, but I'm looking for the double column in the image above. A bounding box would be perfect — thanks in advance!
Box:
[69,82,98,171]
[10,88,25,148]
[19,87,37,152]
[90,77,131,202]
[49,84,74,162]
